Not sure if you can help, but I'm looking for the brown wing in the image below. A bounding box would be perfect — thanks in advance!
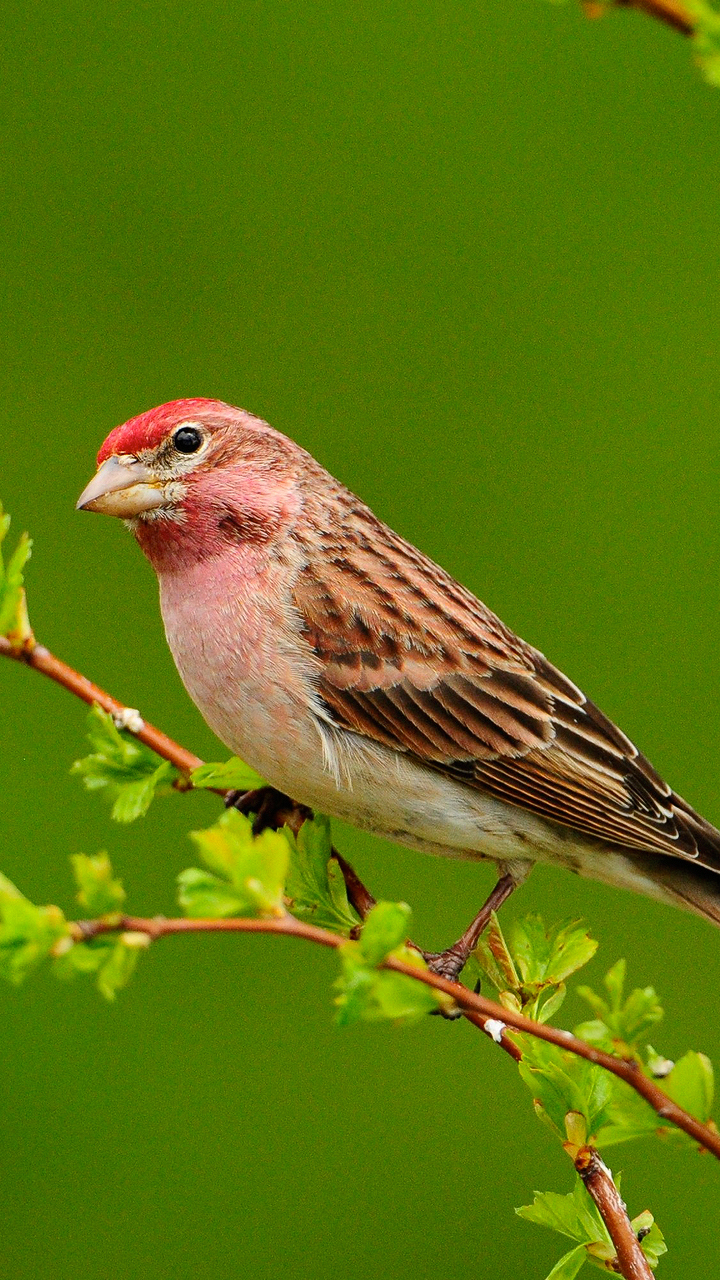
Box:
[291,494,720,872]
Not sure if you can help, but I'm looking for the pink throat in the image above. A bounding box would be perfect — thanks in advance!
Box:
[133,467,301,575]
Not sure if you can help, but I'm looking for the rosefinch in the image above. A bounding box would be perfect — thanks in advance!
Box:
[77,398,720,976]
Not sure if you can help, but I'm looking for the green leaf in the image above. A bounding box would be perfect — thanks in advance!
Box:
[334,941,441,1025]
[473,913,596,1020]
[576,960,663,1052]
[518,1175,665,1276]
[0,502,32,640]
[72,705,177,821]
[284,815,360,935]
[70,852,125,916]
[518,1040,613,1140]
[545,925,598,986]
[96,935,144,1001]
[633,1215,667,1268]
[333,900,443,1024]
[189,758,265,791]
[543,1247,587,1280]
[688,0,720,87]
[0,873,68,984]
[359,901,412,965]
[181,808,288,918]
[516,1178,608,1245]
[53,940,109,978]
[512,914,553,984]
[661,1051,714,1122]
[177,867,250,918]
[593,1082,660,1148]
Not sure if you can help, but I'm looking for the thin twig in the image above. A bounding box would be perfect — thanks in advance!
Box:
[583,0,695,37]
[73,910,720,1158]
[576,1147,653,1279]
[0,635,203,776]
[4,633,719,1155]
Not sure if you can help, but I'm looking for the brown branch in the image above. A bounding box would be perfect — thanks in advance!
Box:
[583,0,695,38]
[0,635,203,776]
[5,632,719,1150]
[576,1148,653,1279]
[74,910,720,1157]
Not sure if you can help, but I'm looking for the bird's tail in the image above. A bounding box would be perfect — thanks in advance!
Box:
[630,840,720,929]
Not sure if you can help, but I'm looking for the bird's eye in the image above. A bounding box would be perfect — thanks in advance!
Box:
[172,425,203,454]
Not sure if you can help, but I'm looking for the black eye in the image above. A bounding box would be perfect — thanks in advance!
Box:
[173,426,203,454]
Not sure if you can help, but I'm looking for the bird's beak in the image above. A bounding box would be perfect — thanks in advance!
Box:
[76,456,167,518]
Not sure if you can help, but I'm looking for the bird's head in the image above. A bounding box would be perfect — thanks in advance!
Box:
[77,398,304,567]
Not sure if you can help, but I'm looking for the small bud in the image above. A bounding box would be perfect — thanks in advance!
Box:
[51,935,74,958]
[483,1018,506,1044]
[113,707,144,733]
[120,931,151,948]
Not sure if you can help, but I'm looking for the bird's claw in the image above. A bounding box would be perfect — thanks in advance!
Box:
[224,785,312,836]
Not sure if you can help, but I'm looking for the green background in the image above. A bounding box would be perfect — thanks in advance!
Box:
[2,1,719,1275]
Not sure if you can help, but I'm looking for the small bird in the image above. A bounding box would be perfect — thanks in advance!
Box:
[78,398,720,976]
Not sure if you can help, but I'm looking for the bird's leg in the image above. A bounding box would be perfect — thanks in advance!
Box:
[422,869,524,983]
[331,849,377,922]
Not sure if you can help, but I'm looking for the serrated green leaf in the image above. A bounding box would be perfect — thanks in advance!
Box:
[111,763,173,821]
[334,940,440,1025]
[284,815,359,935]
[512,914,553,984]
[182,808,288,918]
[577,961,663,1052]
[0,874,68,985]
[661,1051,714,1122]
[189,758,265,791]
[518,1041,613,1139]
[543,1246,587,1280]
[177,867,249,918]
[472,914,596,1021]
[0,502,32,639]
[72,705,178,821]
[536,982,567,1025]
[71,852,125,916]
[516,1179,607,1245]
[603,958,626,1010]
[96,936,141,1001]
[545,925,598,986]
[594,1080,660,1149]
[359,901,412,965]
[573,1019,615,1052]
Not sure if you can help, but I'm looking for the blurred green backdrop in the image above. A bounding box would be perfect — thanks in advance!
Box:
[2,1,720,1276]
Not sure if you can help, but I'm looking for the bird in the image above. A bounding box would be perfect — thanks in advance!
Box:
[77,397,720,977]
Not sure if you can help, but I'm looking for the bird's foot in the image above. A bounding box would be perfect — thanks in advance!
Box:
[225,785,312,837]
[422,945,469,985]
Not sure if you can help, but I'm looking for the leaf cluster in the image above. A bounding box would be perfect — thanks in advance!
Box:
[334,901,445,1024]
[0,856,143,1001]
[517,1178,666,1277]
[469,911,597,1023]
[179,809,288,918]
[72,705,177,821]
